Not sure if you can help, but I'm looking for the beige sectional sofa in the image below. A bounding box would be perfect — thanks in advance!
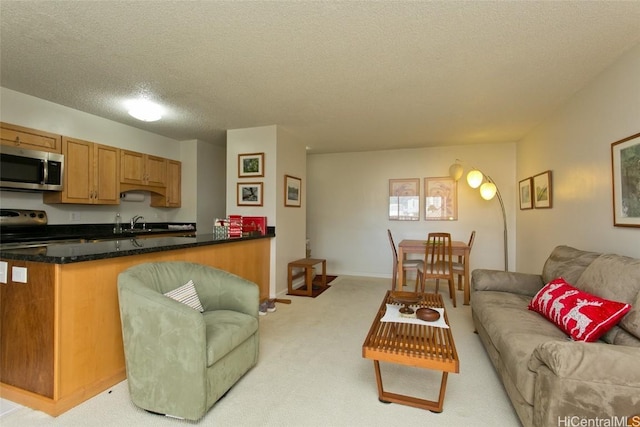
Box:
[471,245,640,427]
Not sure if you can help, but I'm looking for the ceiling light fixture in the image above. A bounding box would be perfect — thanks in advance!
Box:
[449,159,508,271]
[126,99,163,122]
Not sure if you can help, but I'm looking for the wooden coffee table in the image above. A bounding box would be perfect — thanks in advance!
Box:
[362,291,459,412]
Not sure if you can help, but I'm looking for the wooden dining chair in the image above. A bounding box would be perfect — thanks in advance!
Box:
[453,231,475,291]
[417,232,456,307]
[387,229,423,292]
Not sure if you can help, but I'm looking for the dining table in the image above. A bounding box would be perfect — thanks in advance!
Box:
[397,239,472,305]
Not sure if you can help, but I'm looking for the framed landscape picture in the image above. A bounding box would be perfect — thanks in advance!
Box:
[533,171,552,209]
[424,177,457,220]
[238,152,264,178]
[237,182,263,206]
[611,132,640,227]
[519,177,533,210]
[388,178,420,221]
[284,175,301,207]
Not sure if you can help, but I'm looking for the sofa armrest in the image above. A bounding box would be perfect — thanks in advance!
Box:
[530,340,640,387]
[472,269,544,297]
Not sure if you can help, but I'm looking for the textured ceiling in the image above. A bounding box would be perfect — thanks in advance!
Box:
[1,1,640,154]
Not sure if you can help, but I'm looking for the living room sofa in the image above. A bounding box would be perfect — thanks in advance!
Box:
[471,245,640,427]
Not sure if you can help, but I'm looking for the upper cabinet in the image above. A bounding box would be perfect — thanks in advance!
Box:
[44,137,120,205]
[0,122,62,153]
[151,160,181,208]
[120,150,166,188]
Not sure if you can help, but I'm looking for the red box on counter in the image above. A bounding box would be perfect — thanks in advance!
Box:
[228,215,243,237]
[242,216,267,236]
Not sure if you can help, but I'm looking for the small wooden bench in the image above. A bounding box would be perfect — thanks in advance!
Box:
[287,258,327,297]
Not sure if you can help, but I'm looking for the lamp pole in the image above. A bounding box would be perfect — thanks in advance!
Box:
[485,174,508,272]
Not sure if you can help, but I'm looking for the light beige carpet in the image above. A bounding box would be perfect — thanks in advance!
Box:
[0,276,520,426]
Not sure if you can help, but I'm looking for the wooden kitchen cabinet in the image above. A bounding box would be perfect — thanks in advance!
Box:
[120,150,166,187]
[44,137,120,205]
[151,159,181,207]
[0,260,55,398]
[0,122,62,153]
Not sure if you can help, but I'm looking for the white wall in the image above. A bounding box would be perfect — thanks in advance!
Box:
[516,42,640,273]
[196,141,227,232]
[306,143,516,278]
[275,126,307,295]
[226,125,307,298]
[0,88,226,227]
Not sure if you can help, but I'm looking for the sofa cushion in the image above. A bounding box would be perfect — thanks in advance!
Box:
[472,291,567,405]
[575,254,640,340]
[541,246,600,285]
[164,279,205,312]
[528,278,631,342]
[203,310,258,366]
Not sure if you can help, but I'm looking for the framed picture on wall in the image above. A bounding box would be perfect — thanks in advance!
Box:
[519,177,533,210]
[388,178,420,220]
[237,182,263,206]
[424,177,457,220]
[611,132,640,227]
[284,175,302,207]
[238,153,264,178]
[533,171,552,209]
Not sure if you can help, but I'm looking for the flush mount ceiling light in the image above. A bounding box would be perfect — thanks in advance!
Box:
[126,99,163,122]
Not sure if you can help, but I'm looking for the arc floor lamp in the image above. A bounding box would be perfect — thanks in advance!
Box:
[449,160,508,271]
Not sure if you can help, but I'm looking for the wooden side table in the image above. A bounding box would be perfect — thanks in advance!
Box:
[287,258,327,297]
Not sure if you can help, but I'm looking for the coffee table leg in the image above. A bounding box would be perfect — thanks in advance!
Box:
[372,360,450,412]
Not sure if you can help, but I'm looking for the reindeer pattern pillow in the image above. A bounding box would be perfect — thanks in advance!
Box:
[528,277,631,342]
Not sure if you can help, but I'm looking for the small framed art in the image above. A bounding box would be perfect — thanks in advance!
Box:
[284,175,301,207]
[519,177,533,210]
[388,178,419,220]
[611,132,640,227]
[424,177,457,220]
[237,182,263,206]
[533,171,552,209]
[238,153,264,178]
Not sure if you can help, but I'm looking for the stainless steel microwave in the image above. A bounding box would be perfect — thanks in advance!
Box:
[0,145,64,191]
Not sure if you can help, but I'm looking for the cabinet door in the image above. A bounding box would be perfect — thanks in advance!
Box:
[0,260,55,398]
[166,160,181,207]
[0,122,61,153]
[120,150,145,185]
[61,137,93,203]
[93,144,120,204]
[145,155,166,187]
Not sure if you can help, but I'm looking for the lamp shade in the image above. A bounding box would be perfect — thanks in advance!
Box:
[449,163,464,181]
[480,182,497,200]
[467,170,484,188]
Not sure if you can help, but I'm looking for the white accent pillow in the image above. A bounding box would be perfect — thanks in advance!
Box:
[164,279,204,312]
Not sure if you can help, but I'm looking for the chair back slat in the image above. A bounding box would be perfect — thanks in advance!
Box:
[424,232,453,277]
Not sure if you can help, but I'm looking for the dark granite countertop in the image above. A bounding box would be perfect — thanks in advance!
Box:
[0,232,275,264]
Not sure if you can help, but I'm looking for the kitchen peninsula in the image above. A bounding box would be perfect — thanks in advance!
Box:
[0,231,273,416]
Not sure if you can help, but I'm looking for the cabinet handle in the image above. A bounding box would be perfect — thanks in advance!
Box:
[15,136,20,146]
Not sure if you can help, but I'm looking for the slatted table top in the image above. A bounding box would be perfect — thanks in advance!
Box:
[362,291,459,373]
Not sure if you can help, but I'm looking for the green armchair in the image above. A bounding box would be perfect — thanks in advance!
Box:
[117,261,260,421]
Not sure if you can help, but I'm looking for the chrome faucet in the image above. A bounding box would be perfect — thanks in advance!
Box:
[130,215,145,230]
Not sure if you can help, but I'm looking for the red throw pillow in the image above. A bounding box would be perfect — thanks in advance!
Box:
[528,277,631,342]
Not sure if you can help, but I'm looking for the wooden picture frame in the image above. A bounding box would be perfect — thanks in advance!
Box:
[533,171,552,209]
[424,177,457,221]
[237,182,263,206]
[238,152,264,178]
[519,177,533,210]
[388,178,420,221]
[284,175,301,207]
[611,132,640,227]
